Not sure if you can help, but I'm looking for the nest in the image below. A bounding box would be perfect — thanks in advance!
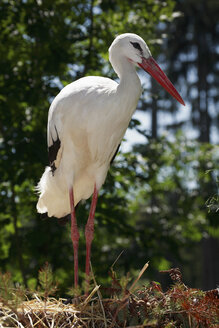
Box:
[0,261,151,328]
[0,286,110,327]
[0,287,150,328]
[1,265,219,328]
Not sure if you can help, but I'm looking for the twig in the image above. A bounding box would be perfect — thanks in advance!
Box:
[90,262,107,328]
[110,262,149,328]
[81,285,100,308]
[110,250,124,271]
[129,262,149,292]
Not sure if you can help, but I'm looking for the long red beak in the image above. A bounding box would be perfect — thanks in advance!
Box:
[138,56,185,106]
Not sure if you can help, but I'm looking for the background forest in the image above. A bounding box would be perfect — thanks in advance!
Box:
[0,0,218,295]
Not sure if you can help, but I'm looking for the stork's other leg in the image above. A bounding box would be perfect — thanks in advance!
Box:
[69,188,80,288]
[85,184,98,291]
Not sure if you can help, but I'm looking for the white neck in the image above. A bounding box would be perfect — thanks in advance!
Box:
[110,53,142,119]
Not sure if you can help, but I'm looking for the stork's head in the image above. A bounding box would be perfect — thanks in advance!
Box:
[109,33,185,106]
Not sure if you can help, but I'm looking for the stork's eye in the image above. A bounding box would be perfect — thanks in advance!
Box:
[130,41,142,52]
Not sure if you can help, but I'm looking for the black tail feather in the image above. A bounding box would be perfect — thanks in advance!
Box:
[39,203,79,226]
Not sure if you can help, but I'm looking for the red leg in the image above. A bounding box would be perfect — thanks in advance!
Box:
[69,188,80,288]
[85,184,98,291]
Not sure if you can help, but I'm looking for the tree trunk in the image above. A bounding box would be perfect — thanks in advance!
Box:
[195,4,219,289]
[202,236,219,290]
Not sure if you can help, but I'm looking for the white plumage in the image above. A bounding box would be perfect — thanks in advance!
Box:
[37,74,141,216]
[37,34,146,218]
[36,33,184,288]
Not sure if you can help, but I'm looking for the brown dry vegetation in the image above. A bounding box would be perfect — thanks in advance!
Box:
[0,264,218,328]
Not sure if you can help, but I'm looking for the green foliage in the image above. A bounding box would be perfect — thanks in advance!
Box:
[0,0,179,290]
[110,134,218,287]
[67,285,82,298]
[206,172,219,213]
[0,272,26,310]
[38,262,58,298]
[0,272,14,301]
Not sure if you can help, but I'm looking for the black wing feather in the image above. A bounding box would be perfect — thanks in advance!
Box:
[48,126,61,174]
[110,144,120,164]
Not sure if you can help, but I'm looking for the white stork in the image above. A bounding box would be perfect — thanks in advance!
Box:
[36,33,185,290]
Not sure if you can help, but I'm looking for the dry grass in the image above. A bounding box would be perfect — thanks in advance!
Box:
[1,294,107,327]
[0,286,146,328]
[0,290,111,327]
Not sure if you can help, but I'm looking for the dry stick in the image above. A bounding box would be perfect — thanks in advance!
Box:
[0,297,30,328]
[81,285,100,309]
[129,261,149,293]
[91,301,95,328]
[125,325,157,328]
[109,261,149,328]
[31,311,48,328]
[90,261,108,328]
[110,250,125,271]
[110,250,125,292]
[27,313,34,327]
